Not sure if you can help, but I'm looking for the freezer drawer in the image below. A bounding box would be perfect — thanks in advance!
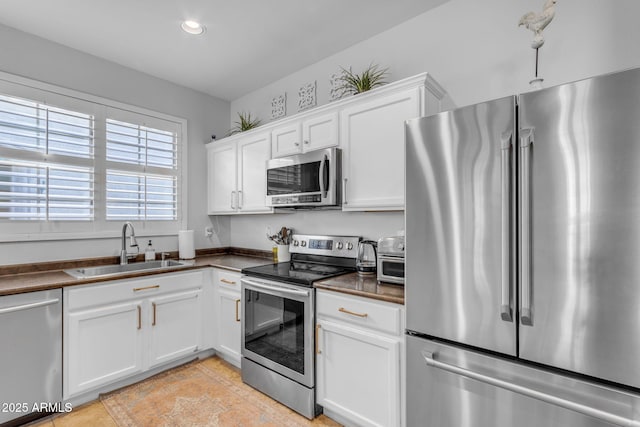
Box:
[406,334,640,427]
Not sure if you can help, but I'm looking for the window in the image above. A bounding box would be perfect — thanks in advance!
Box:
[0,75,186,241]
[0,95,95,221]
[106,118,178,221]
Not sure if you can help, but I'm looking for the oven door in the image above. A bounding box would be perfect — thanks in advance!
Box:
[265,148,337,207]
[377,255,405,285]
[241,277,315,387]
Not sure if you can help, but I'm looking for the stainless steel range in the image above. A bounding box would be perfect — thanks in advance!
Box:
[240,234,361,419]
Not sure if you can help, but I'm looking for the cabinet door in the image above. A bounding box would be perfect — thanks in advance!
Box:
[271,122,302,157]
[216,288,242,367]
[341,88,420,211]
[207,140,237,214]
[302,112,339,152]
[237,132,272,213]
[316,319,401,427]
[148,289,202,368]
[66,301,144,397]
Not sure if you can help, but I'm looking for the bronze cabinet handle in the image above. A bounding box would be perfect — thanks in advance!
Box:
[235,299,241,322]
[338,307,368,318]
[137,305,142,330]
[152,302,157,326]
[133,285,160,292]
[220,279,236,285]
[316,324,322,354]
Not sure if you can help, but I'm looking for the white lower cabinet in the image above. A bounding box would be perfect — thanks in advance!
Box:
[316,290,405,427]
[66,300,145,396]
[212,268,242,367]
[64,270,206,399]
[148,289,202,368]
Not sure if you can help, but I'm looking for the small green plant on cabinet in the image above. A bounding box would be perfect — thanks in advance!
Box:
[338,63,389,96]
[227,112,261,136]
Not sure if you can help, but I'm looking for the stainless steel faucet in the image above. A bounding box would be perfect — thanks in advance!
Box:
[120,222,138,265]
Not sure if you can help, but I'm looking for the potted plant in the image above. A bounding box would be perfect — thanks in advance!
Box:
[337,63,389,96]
[227,112,261,136]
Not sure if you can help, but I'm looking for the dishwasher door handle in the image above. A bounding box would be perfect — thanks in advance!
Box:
[0,298,60,315]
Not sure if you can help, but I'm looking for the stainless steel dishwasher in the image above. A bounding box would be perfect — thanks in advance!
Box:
[0,289,62,425]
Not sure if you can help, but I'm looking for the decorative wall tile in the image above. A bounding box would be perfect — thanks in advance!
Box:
[297,81,317,111]
[271,93,286,120]
[329,70,347,101]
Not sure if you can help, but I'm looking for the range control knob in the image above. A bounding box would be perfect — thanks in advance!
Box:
[301,241,307,247]
[293,240,299,246]
[336,242,344,250]
[346,242,354,250]
[398,243,405,251]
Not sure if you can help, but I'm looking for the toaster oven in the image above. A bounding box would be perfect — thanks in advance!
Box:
[377,236,405,285]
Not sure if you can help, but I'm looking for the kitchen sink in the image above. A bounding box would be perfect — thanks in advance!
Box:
[64,260,188,279]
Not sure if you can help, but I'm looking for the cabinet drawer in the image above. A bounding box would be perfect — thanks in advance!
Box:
[215,270,241,291]
[66,270,204,311]
[316,290,402,335]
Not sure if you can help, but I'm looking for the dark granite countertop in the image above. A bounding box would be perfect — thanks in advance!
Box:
[314,272,404,305]
[0,252,272,296]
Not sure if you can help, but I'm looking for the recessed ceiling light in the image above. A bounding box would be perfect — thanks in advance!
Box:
[181,20,205,35]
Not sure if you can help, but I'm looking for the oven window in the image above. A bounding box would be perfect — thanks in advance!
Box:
[383,260,405,278]
[267,161,320,195]
[244,290,305,375]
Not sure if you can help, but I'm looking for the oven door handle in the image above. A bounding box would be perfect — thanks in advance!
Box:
[242,279,311,297]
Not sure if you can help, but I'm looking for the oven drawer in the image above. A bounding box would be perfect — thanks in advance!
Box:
[316,290,402,335]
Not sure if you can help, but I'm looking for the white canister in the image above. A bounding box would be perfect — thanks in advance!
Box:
[277,244,290,262]
[178,230,195,259]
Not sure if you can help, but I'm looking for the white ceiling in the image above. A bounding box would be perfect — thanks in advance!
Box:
[0,0,448,101]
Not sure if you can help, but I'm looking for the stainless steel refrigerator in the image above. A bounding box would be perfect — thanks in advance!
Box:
[405,68,640,427]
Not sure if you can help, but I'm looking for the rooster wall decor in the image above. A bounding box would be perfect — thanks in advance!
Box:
[518,0,557,86]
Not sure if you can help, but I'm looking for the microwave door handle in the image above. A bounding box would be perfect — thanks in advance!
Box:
[319,155,328,198]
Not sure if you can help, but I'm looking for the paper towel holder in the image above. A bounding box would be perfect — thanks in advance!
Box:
[178,230,196,259]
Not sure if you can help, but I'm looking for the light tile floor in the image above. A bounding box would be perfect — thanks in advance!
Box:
[28,357,340,427]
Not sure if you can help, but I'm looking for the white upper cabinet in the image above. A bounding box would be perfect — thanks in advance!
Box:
[207,132,272,215]
[341,74,451,211]
[271,112,340,158]
[237,133,272,213]
[302,111,339,153]
[207,140,236,214]
[208,72,451,212]
[271,122,302,157]
[341,88,419,211]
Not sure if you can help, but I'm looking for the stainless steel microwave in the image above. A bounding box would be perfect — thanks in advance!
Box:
[266,147,341,208]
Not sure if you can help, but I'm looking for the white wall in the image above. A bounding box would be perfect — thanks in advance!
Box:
[227,0,640,250]
[231,0,640,119]
[231,211,405,251]
[0,24,231,265]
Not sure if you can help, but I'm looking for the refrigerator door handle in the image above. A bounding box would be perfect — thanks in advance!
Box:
[422,351,640,427]
[500,131,513,322]
[520,128,534,326]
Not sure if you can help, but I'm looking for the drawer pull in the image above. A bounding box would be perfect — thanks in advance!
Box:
[316,324,322,354]
[152,302,157,326]
[220,279,236,285]
[137,305,142,330]
[235,299,241,322]
[339,307,368,318]
[133,285,160,292]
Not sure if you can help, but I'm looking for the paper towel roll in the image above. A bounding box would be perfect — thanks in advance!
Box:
[178,230,195,259]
